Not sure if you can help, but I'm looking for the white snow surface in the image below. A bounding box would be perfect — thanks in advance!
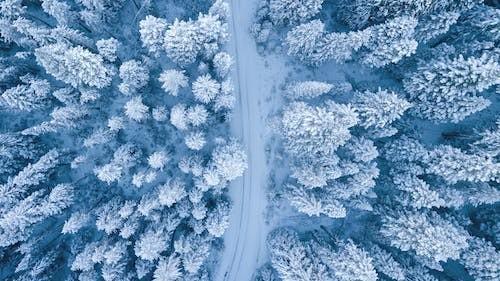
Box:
[214,0,289,280]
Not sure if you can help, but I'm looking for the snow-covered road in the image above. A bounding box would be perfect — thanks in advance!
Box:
[214,0,288,280]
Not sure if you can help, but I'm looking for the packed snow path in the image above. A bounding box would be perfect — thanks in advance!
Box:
[214,0,287,280]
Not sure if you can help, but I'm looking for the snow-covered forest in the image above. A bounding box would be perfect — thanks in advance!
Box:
[0,0,249,280]
[0,0,499,281]
[252,0,500,281]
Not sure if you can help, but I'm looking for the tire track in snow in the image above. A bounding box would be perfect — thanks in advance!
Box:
[215,0,269,280]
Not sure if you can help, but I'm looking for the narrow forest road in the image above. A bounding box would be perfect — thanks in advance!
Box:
[214,0,281,280]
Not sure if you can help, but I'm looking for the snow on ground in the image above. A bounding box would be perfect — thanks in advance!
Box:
[214,0,291,280]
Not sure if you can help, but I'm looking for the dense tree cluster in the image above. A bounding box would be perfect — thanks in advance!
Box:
[277,83,410,218]
[0,1,246,280]
[257,1,500,281]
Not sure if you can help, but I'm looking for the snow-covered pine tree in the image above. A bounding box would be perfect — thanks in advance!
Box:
[285,184,347,218]
[426,145,500,184]
[267,228,331,281]
[204,200,231,237]
[0,133,38,176]
[414,11,460,43]
[76,0,126,30]
[460,237,500,281]
[35,43,114,88]
[380,210,470,262]
[174,233,212,275]
[153,254,182,281]
[213,51,233,78]
[268,0,324,25]
[317,29,372,64]
[124,96,149,122]
[159,69,188,96]
[118,60,149,95]
[185,131,206,151]
[134,229,168,261]
[211,140,248,182]
[285,80,333,100]
[285,20,326,64]
[192,74,220,103]
[140,15,168,57]
[96,38,119,62]
[316,240,378,281]
[94,144,140,184]
[404,52,500,122]
[0,183,73,247]
[281,101,358,156]
[164,12,228,66]
[158,179,187,208]
[41,0,75,26]
[22,105,89,136]
[471,119,500,157]
[337,0,480,29]
[0,77,51,112]
[353,88,411,129]
[368,244,405,281]
[0,149,59,207]
[359,16,418,67]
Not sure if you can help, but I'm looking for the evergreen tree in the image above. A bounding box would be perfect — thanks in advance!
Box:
[318,241,378,281]
[414,11,460,43]
[134,229,168,261]
[158,179,187,207]
[267,228,331,281]
[353,88,411,129]
[213,52,233,78]
[35,43,114,88]
[0,133,38,176]
[94,144,140,184]
[148,151,170,170]
[159,69,188,96]
[461,237,500,281]
[76,0,126,30]
[359,16,418,67]
[0,183,73,247]
[41,0,75,26]
[174,233,211,274]
[316,29,371,64]
[381,210,470,262]
[186,105,209,127]
[471,119,500,157]
[124,96,149,122]
[0,0,26,19]
[62,212,91,234]
[185,131,206,151]
[285,81,333,100]
[192,74,220,104]
[140,15,168,57]
[22,105,89,136]
[285,184,347,218]
[281,101,358,156]
[211,140,248,182]
[285,20,326,64]
[170,103,189,130]
[153,254,182,281]
[0,149,59,206]
[164,12,228,66]
[204,200,231,237]
[96,38,119,62]
[368,245,405,281]
[268,0,324,25]
[426,145,500,184]
[404,53,500,122]
[118,60,149,95]
[0,77,51,112]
